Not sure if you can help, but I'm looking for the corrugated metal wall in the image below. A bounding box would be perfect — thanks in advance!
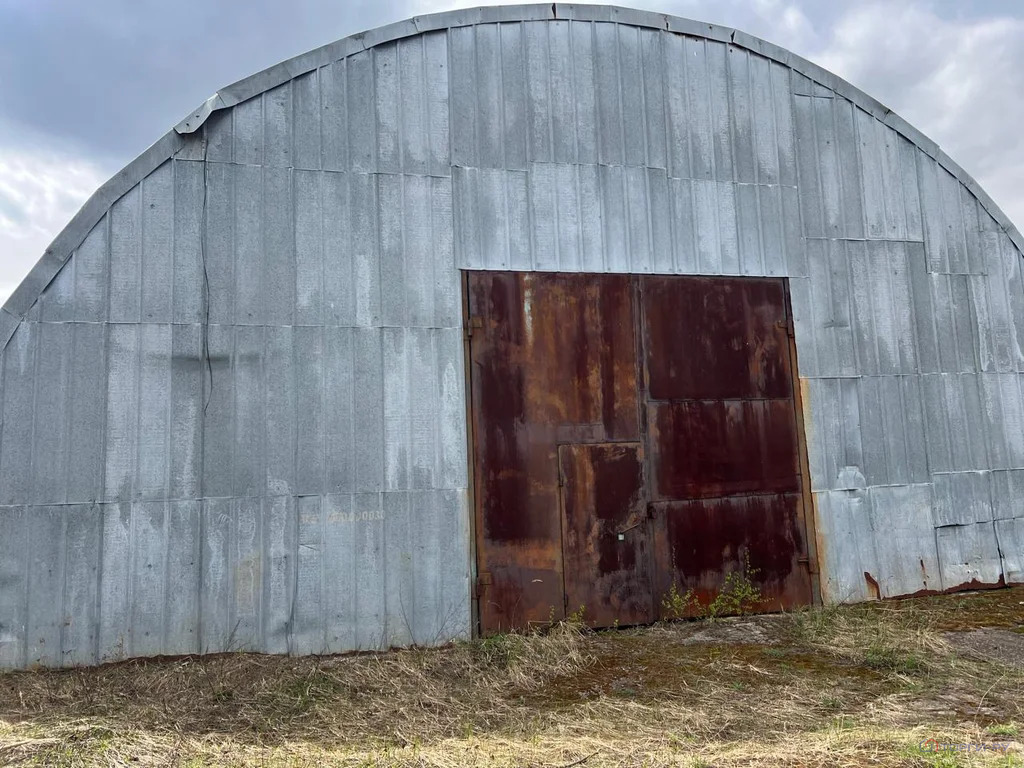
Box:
[1,9,1022,669]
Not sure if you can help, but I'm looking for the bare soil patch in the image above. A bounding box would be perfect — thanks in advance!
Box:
[945,627,1024,668]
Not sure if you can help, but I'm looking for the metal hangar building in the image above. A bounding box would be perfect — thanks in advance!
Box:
[1,4,1022,670]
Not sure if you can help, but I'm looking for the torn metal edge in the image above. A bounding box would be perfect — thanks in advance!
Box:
[5,2,1024,357]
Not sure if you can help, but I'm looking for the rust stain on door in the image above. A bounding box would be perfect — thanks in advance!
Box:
[467,272,639,632]
[559,442,654,627]
[641,275,812,614]
[466,272,814,635]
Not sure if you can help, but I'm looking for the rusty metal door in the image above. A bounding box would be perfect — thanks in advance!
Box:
[466,271,814,635]
[466,272,641,632]
[559,442,653,627]
[640,276,813,614]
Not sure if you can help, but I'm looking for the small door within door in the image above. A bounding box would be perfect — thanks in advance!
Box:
[559,443,654,627]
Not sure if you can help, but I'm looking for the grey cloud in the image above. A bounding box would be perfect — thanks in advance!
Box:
[0,0,423,162]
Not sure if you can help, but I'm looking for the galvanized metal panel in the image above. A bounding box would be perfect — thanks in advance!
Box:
[38,255,74,323]
[266,83,294,168]
[973,231,1024,372]
[353,492,386,649]
[324,327,354,494]
[383,490,414,646]
[347,51,376,173]
[232,95,264,166]
[293,70,321,171]
[353,328,385,493]
[263,167,296,326]
[979,373,1024,469]
[200,325,235,497]
[322,493,356,652]
[803,377,864,491]
[141,161,174,323]
[264,495,296,654]
[867,484,940,597]
[203,162,236,325]
[995,517,1024,584]
[295,170,324,326]
[293,495,323,655]
[936,522,1003,589]
[136,324,172,501]
[803,239,857,378]
[98,502,131,662]
[231,497,263,650]
[129,500,167,658]
[109,185,142,323]
[991,469,1024,520]
[173,160,205,324]
[295,327,325,495]
[199,498,232,653]
[30,322,70,504]
[813,489,877,604]
[233,326,265,496]
[25,506,64,666]
[165,500,201,654]
[265,327,296,496]
[0,506,27,668]
[63,504,102,665]
[103,324,140,501]
[932,472,994,527]
[685,36,713,179]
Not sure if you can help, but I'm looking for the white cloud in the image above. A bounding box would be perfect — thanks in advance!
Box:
[0,141,107,304]
[811,1,1024,230]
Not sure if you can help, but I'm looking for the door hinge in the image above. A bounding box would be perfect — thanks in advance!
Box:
[473,571,492,598]
[776,316,795,338]
[465,316,483,339]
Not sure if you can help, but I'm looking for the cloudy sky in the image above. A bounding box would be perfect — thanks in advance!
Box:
[1,0,1022,303]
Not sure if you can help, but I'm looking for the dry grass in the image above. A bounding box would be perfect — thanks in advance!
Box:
[1,588,1022,767]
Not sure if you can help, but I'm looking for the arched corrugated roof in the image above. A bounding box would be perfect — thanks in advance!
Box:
[3,2,1020,353]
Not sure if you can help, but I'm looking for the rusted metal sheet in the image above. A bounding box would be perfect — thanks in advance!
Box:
[467,271,814,634]
[642,276,794,400]
[648,400,801,500]
[559,443,654,627]
[652,493,812,613]
[467,271,639,632]
[640,275,813,612]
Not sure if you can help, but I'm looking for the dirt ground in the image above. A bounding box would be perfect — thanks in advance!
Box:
[0,587,1022,767]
